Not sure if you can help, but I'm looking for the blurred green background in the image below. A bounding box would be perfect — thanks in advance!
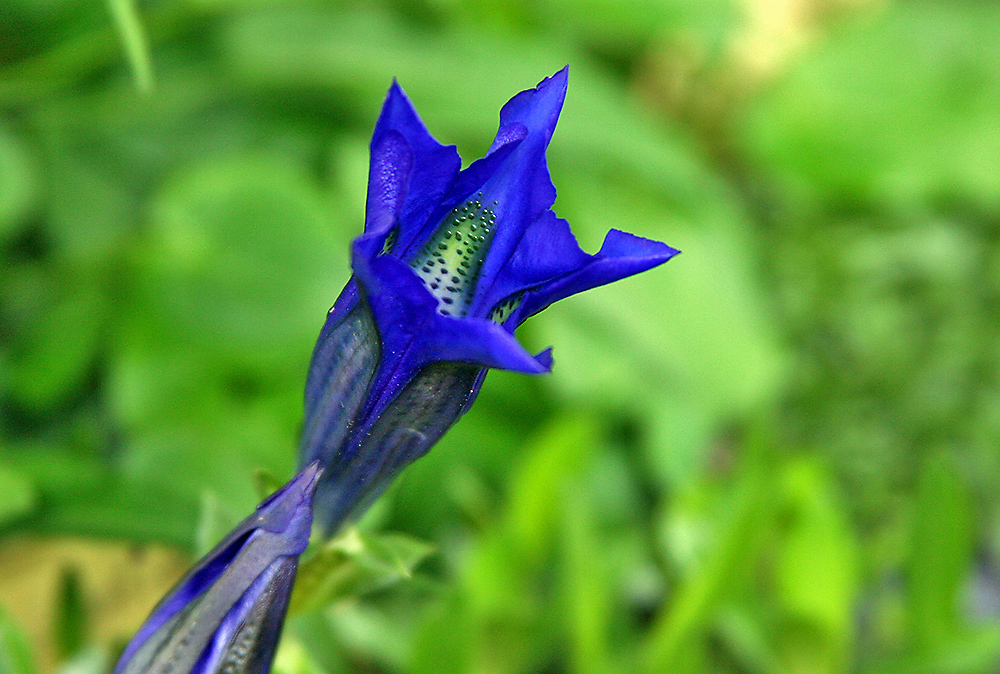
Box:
[2,0,1000,672]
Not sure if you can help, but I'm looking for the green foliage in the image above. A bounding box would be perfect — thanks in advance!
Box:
[290,529,435,616]
[0,466,36,528]
[54,567,86,661]
[105,0,154,94]
[908,453,977,659]
[0,606,37,674]
[2,1,1000,673]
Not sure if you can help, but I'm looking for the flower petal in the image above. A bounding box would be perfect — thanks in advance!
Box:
[472,67,569,294]
[369,82,462,251]
[397,135,525,262]
[365,130,412,235]
[515,227,680,323]
[360,254,547,373]
[468,209,585,318]
[490,66,569,155]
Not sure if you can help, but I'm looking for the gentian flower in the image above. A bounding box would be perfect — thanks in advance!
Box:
[112,462,321,674]
[301,67,679,535]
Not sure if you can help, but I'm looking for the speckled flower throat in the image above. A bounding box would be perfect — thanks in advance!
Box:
[409,193,497,317]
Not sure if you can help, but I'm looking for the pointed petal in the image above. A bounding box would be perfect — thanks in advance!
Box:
[472,68,570,296]
[516,228,680,321]
[369,82,462,250]
[365,130,412,235]
[469,210,586,316]
[420,315,548,373]
[399,69,570,284]
[534,347,554,371]
[489,66,569,155]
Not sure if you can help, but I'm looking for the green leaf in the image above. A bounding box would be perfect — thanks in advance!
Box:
[407,416,619,674]
[105,0,154,93]
[44,148,133,266]
[0,465,36,528]
[0,125,40,244]
[0,605,36,674]
[715,607,785,674]
[643,436,774,674]
[51,648,110,674]
[324,603,412,672]
[273,638,329,674]
[289,528,434,615]
[867,626,1000,674]
[54,566,86,660]
[192,490,241,558]
[534,0,737,51]
[909,452,975,655]
[775,458,860,673]
[561,488,613,674]
[25,476,201,547]
[254,468,285,502]
[505,415,600,561]
[0,449,203,543]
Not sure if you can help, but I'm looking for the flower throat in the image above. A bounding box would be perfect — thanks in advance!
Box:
[410,193,497,317]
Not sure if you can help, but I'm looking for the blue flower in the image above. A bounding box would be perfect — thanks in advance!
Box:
[301,67,679,535]
[112,462,321,674]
